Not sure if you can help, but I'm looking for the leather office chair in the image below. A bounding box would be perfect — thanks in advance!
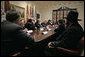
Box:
[56,37,84,56]
[45,37,84,56]
[11,46,29,56]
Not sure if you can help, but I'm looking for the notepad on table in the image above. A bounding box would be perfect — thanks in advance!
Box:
[42,31,48,35]
[27,30,33,34]
[48,28,52,31]
[40,28,44,31]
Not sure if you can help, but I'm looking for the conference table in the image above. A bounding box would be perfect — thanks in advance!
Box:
[12,26,57,56]
[29,26,57,42]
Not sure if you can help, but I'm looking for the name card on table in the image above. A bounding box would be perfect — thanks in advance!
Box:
[27,30,33,34]
[56,27,58,29]
[48,28,52,31]
[46,26,52,31]
[40,28,44,31]
[42,31,48,35]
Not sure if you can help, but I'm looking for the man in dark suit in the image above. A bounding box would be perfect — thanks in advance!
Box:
[41,20,48,27]
[25,19,36,30]
[46,11,84,56]
[1,10,35,56]
[35,19,41,29]
[53,19,65,38]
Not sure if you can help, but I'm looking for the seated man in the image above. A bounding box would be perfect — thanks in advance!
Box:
[46,11,84,56]
[24,19,36,30]
[52,20,57,26]
[53,19,65,38]
[1,10,35,56]
[41,20,48,27]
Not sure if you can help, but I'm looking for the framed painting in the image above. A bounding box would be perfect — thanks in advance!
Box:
[10,4,25,20]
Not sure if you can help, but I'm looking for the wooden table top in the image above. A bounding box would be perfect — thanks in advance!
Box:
[30,26,56,42]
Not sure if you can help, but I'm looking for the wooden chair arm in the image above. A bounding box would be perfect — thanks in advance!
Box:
[11,52,21,56]
[56,37,84,55]
[24,46,29,50]
[57,47,79,54]
[11,46,30,56]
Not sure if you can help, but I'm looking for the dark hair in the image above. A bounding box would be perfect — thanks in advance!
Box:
[67,11,78,22]
[6,10,20,22]
[58,19,64,24]
[48,20,51,22]
[27,19,32,22]
[36,19,39,22]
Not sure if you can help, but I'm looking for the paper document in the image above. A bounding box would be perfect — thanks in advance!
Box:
[48,29,52,31]
[42,31,48,35]
[27,30,33,34]
[40,28,44,31]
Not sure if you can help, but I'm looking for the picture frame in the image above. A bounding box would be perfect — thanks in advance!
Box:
[10,4,25,20]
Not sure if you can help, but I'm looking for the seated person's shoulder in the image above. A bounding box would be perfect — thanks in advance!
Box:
[9,23,23,31]
[66,25,83,34]
[2,21,22,29]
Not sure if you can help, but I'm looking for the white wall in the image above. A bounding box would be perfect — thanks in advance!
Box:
[36,1,84,29]
[2,1,84,29]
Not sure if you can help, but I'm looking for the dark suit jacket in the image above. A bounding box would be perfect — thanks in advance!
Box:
[25,22,36,30]
[47,22,52,26]
[54,24,65,37]
[52,22,57,26]
[1,21,34,56]
[51,23,84,50]
[35,23,41,29]
[41,23,48,27]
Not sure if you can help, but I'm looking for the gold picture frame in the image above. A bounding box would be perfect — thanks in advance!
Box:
[10,4,25,20]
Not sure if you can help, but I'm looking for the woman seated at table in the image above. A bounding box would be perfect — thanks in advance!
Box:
[47,20,55,28]
[35,19,41,29]
[41,20,48,27]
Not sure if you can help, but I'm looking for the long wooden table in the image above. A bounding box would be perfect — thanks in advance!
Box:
[30,26,56,42]
[11,26,57,56]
